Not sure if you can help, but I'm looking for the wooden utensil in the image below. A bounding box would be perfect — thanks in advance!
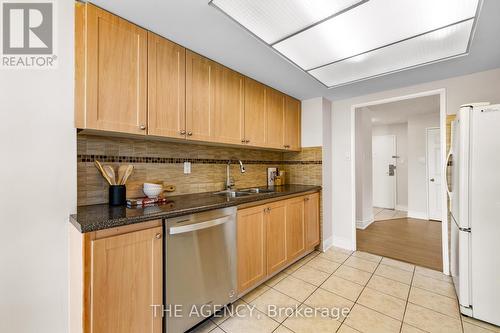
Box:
[121,165,134,185]
[94,160,113,185]
[117,165,128,185]
[103,165,116,185]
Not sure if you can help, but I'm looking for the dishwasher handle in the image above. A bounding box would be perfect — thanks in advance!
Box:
[169,215,232,235]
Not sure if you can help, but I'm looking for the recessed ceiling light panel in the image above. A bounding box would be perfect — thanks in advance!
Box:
[273,0,479,70]
[209,0,481,88]
[210,0,367,44]
[309,19,474,88]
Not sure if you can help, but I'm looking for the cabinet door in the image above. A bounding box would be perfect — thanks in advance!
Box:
[286,196,306,261]
[305,193,320,249]
[91,226,163,333]
[244,78,267,147]
[284,96,301,151]
[85,4,147,134]
[212,65,245,145]
[266,88,285,149]
[186,50,215,142]
[237,205,266,293]
[148,32,186,138]
[266,201,288,275]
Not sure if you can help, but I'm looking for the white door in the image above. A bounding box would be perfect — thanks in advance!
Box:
[372,135,396,209]
[427,128,442,221]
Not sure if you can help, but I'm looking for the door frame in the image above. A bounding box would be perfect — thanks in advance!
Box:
[426,127,441,221]
[372,134,397,210]
[350,88,449,275]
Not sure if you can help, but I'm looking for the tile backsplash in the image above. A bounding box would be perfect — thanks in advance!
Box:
[77,134,322,206]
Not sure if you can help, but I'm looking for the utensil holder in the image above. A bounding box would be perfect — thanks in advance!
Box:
[109,185,126,206]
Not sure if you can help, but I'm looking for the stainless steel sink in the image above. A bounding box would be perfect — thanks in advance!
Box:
[213,190,253,198]
[239,188,275,194]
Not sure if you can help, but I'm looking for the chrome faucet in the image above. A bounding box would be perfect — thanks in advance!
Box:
[226,159,246,190]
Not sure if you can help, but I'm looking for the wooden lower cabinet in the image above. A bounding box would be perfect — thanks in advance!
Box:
[237,205,267,293]
[285,196,306,259]
[305,193,320,249]
[90,226,163,333]
[237,193,319,293]
[266,200,287,275]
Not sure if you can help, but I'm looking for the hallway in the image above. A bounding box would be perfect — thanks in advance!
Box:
[357,218,443,271]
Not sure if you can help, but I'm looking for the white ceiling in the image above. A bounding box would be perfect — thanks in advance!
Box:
[365,95,440,125]
[91,0,500,101]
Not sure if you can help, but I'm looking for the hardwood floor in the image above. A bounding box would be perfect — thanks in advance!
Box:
[357,217,443,271]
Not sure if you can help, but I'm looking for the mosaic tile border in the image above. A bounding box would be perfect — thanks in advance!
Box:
[77,154,322,165]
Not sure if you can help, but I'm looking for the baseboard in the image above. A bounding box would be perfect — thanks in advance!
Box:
[332,235,355,251]
[407,210,428,220]
[396,205,408,211]
[356,216,374,230]
[321,236,333,252]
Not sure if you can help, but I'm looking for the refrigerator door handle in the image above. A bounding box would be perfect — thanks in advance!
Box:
[445,151,453,198]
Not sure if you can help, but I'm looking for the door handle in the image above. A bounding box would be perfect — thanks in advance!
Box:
[169,216,231,235]
[445,151,453,198]
[388,164,396,176]
[430,178,435,182]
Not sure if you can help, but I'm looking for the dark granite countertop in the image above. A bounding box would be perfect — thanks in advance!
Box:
[70,184,321,233]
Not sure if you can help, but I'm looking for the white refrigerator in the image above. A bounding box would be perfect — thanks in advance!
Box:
[448,103,500,326]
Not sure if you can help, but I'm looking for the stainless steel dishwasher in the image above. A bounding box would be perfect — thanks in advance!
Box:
[165,207,237,333]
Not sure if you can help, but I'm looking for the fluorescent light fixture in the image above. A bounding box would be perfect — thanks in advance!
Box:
[210,0,481,88]
[210,0,367,44]
[309,19,474,87]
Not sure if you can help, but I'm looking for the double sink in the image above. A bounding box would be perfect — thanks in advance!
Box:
[213,187,275,198]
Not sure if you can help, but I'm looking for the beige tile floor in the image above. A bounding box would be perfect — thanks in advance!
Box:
[374,207,408,221]
[189,247,500,333]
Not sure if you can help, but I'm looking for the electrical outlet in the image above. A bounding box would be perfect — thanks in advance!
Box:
[183,161,191,174]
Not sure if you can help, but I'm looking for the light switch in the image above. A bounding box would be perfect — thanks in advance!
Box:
[184,161,191,174]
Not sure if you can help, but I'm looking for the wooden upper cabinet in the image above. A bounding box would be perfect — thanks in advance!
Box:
[76,4,302,150]
[285,196,306,260]
[82,4,148,134]
[237,205,266,293]
[284,96,301,151]
[185,50,215,142]
[266,201,288,275]
[305,193,320,249]
[212,65,245,145]
[244,78,267,147]
[266,88,285,149]
[148,32,186,138]
[90,226,163,333]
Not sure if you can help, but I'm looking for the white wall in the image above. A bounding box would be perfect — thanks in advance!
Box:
[301,97,335,249]
[0,1,76,332]
[301,97,326,147]
[321,98,334,250]
[407,113,440,218]
[355,108,373,228]
[328,67,500,250]
[372,123,408,210]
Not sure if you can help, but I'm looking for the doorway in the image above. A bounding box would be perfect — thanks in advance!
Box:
[353,90,447,272]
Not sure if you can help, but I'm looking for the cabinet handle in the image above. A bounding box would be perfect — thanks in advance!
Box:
[180,130,186,135]
[187,132,193,136]
[241,139,246,143]
[155,233,162,239]
[245,140,250,143]
[304,197,310,201]
[139,125,146,130]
